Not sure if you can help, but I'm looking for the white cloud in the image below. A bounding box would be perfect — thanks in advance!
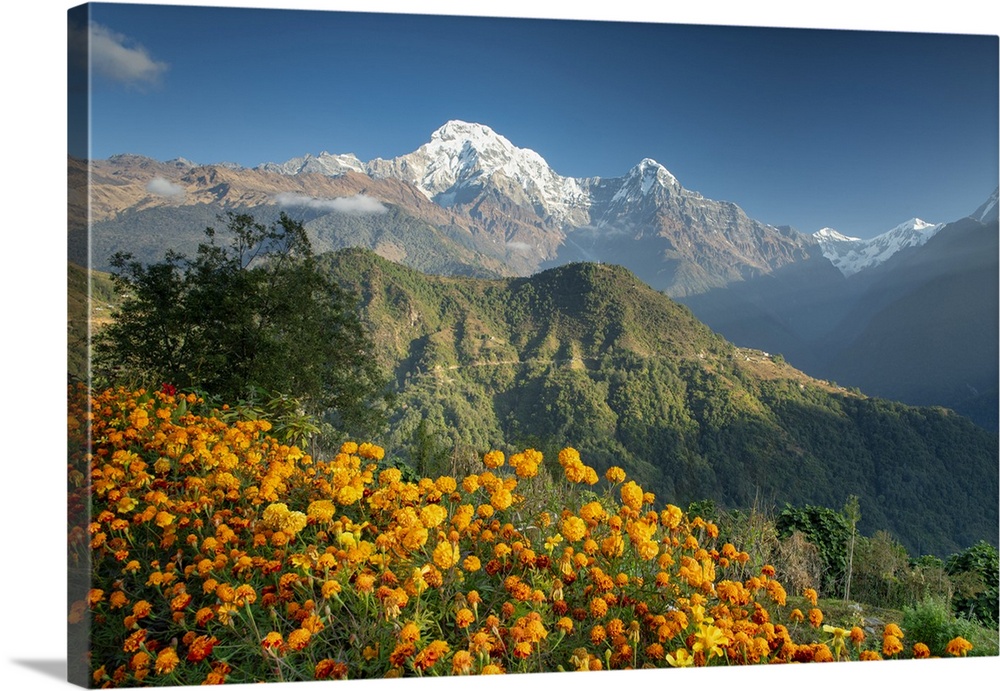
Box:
[146,177,185,198]
[506,241,533,252]
[275,192,388,215]
[79,22,168,87]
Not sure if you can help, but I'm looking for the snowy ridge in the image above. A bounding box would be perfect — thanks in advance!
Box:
[263,120,691,226]
[971,187,998,224]
[814,218,943,277]
[258,151,365,177]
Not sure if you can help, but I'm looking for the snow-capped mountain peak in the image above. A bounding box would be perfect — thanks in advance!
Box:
[257,151,365,177]
[813,227,860,243]
[815,217,943,277]
[367,119,590,222]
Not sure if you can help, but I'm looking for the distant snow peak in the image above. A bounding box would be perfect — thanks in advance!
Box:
[816,217,943,277]
[259,151,364,177]
[813,227,860,243]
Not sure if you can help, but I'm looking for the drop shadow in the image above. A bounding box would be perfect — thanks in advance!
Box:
[11,659,66,682]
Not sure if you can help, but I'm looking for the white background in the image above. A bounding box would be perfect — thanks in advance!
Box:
[2,1,997,689]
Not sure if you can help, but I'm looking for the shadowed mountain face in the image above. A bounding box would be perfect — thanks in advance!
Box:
[316,248,997,557]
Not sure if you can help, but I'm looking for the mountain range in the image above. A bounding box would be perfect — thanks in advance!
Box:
[71,120,998,427]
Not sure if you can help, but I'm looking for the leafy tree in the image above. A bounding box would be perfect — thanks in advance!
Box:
[93,212,389,436]
[776,504,851,595]
[947,541,999,626]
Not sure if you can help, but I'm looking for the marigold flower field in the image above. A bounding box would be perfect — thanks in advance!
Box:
[68,385,973,687]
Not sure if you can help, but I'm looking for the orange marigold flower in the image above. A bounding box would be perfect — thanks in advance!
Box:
[883,622,903,639]
[945,636,973,656]
[859,650,882,661]
[912,642,931,658]
[154,647,180,675]
[455,608,475,629]
[123,629,147,653]
[560,516,587,542]
[849,626,865,647]
[803,587,818,606]
[314,659,348,680]
[287,628,312,651]
[186,635,219,663]
[483,450,505,469]
[399,622,421,643]
[620,481,644,511]
[261,632,284,652]
[882,634,904,657]
[132,600,152,619]
[195,607,215,626]
[605,466,626,483]
[808,608,823,628]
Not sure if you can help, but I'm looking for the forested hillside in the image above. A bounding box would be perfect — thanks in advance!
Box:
[322,248,998,557]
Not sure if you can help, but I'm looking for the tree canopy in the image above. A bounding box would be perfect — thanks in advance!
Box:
[93,212,389,436]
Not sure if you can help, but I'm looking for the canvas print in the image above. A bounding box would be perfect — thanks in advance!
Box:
[67,2,999,687]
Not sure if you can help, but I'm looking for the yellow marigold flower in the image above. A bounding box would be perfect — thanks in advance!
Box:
[483,450,505,469]
[462,555,481,572]
[620,481,643,510]
[945,636,973,656]
[693,623,731,659]
[432,540,460,570]
[912,642,931,658]
[481,663,504,674]
[660,504,683,530]
[490,487,513,511]
[452,650,473,675]
[435,476,457,494]
[666,648,695,667]
[154,647,180,675]
[420,504,448,529]
[462,475,480,493]
[560,515,587,542]
[307,500,336,523]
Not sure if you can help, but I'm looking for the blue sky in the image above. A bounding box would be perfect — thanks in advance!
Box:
[72,2,997,238]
